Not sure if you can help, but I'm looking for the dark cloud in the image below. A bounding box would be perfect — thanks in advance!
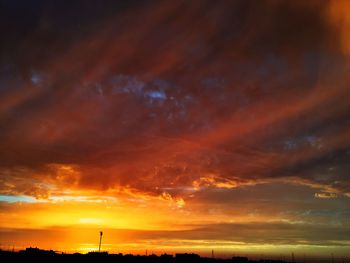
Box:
[186,183,350,226]
[0,0,349,202]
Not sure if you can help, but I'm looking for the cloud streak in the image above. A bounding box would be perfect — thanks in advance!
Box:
[0,0,350,254]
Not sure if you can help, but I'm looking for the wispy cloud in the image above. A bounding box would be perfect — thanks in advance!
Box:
[0,0,349,254]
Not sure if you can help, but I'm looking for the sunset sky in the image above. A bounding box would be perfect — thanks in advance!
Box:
[1,0,350,260]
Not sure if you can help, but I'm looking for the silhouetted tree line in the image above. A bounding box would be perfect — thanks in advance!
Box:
[0,248,289,263]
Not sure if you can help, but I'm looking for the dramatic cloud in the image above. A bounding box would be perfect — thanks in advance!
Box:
[0,0,349,256]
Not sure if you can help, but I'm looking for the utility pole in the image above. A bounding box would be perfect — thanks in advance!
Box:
[98,231,103,252]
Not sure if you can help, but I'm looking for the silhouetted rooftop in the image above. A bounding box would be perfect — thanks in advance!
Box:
[0,248,294,263]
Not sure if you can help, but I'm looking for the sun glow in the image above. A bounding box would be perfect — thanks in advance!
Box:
[1,0,350,260]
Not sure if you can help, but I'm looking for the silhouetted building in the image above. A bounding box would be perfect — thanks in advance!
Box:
[0,248,291,263]
[160,253,174,260]
[232,256,249,262]
[175,253,200,262]
[20,247,56,256]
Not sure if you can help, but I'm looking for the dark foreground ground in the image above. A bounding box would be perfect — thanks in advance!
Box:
[2,248,346,263]
[0,248,290,263]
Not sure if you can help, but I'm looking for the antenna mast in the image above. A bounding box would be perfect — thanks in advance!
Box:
[98,231,103,252]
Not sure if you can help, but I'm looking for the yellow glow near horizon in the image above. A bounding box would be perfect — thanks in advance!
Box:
[1,190,350,258]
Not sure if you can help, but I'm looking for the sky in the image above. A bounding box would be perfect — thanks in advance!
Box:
[0,0,350,260]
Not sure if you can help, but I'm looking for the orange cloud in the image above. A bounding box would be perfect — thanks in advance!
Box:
[328,0,350,56]
[0,0,350,256]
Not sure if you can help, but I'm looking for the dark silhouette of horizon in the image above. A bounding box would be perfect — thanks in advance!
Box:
[0,247,346,263]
